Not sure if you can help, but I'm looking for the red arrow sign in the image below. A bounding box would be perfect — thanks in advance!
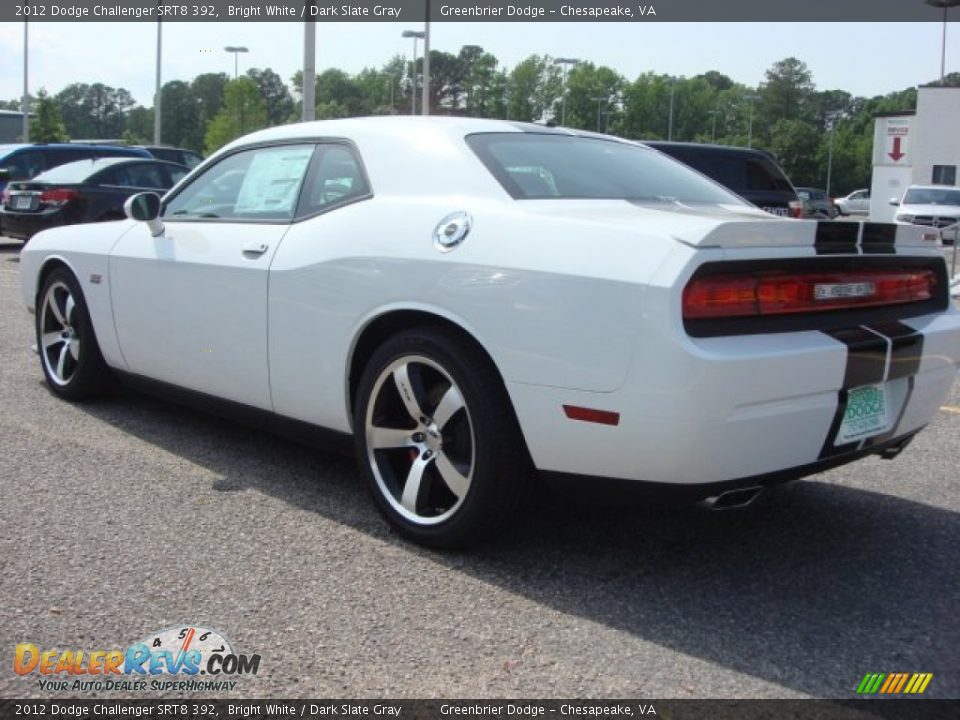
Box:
[889,136,905,162]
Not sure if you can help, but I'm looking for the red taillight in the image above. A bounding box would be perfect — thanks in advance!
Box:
[39,188,79,206]
[788,200,804,219]
[683,270,937,320]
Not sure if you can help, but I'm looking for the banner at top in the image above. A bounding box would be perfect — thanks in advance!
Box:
[5,0,959,23]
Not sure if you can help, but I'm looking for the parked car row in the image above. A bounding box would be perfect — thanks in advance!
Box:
[0,142,201,241]
[1,157,189,241]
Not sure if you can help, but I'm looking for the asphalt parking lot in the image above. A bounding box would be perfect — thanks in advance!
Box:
[0,236,958,700]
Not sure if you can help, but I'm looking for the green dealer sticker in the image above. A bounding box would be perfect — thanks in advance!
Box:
[836,383,893,445]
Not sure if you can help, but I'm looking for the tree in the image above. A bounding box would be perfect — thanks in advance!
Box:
[30,89,68,143]
[161,80,201,150]
[759,57,816,127]
[191,73,229,132]
[563,62,624,132]
[507,55,561,122]
[246,67,293,127]
[204,77,267,153]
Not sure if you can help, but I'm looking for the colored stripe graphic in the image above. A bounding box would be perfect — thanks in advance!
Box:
[856,672,933,694]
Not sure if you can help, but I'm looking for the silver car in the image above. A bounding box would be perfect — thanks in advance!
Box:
[835,188,870,216]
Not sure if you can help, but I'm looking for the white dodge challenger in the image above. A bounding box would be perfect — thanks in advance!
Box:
[20,117,960,547]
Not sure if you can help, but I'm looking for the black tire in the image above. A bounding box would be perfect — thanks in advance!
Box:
[353,326,530,548]
[36,267,113,401]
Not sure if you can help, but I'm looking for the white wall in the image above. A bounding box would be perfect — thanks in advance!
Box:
[912,86,960,187]
[870,165,912,222]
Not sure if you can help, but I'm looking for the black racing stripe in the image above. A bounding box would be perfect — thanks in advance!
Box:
[818,327,888,459]
[861,223,897,254]
[824,327,888,388]
[814,221,859,255]
[869,321,924,380]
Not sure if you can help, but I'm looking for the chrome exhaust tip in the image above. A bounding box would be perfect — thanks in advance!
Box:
[700,486,763,510]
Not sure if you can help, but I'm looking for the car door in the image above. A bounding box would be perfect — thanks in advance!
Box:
[109,142,316,410]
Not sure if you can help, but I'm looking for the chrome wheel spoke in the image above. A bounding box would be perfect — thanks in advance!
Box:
[371,425,414,450]
[55,344,70,381]
[400,454,431,513]
[48,293,66,326]
[68,338,80,361]
[392,363,424,422]
[435,451,469,499]
[64,294,76,326]
[42,331,64,350]
[432,384,464,430]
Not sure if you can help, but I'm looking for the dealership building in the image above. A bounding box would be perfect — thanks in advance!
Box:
[870,85,960,221]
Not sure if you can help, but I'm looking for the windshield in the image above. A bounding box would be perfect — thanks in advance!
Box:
[903,187,960,205]
[467,133,744,205]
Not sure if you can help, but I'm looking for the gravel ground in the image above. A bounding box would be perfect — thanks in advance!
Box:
[0,237,958,700]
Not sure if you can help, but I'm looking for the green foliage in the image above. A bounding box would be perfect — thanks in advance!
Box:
[30,89,68,143]
[204,77,267,154]
[31,50,943,196]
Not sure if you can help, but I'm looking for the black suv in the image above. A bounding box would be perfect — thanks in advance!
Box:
[641,141,802,219]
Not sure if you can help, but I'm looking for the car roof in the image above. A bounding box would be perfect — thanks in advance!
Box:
[220,116,635,155]
[905,184,959,191]
[32,156,186,180]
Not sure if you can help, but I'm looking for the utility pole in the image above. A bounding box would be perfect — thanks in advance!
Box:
[154,7,163,145]
[421,0,431,115]
[22,7,29,142]
[303,6,316,121]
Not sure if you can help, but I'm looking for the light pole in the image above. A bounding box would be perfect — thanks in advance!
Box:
[154,8,163,145]
[556,57,579,126]
[591,96,606,132]
[303,15,315,122]
[421,1,431,115]
[709,108,722,142]
[224,46,249,80]
[925,0,960,84]
[744,94,760,148]
[825,112,840,197]
[667,76,676,141]
[22,10,28,142]
[402,30,425,115]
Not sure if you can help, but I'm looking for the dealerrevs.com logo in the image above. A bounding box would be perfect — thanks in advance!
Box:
[14,626,261,693]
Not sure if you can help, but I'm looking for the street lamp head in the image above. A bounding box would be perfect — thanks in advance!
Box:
[224,46,249,53]
[556,57,580,66]
[925,0,960,8]
[402,30,426,39]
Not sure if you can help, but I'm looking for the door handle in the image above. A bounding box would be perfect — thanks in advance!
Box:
[242,241,269,257]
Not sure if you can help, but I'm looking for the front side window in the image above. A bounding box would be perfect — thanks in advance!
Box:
[164,144,315,221]
[467,133,743,205]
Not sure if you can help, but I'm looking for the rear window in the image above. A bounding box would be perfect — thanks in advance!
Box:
[467,133,743,205]
[32,160,103,184]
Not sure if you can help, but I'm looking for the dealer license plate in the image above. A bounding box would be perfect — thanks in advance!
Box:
[836,383,892,445]
[13,194,34,210]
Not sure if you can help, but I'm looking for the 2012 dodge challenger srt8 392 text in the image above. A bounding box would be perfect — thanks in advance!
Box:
[19,117,960,547]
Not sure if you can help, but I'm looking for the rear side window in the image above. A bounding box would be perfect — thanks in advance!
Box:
[110,163,165,189]
[467,133,742,205]
[298,144,371,216]
[3,150,45,180]
[745,158,793,192]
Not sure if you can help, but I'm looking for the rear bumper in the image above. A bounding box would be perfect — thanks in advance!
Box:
[0,208,65,240]
[509,309,960,486]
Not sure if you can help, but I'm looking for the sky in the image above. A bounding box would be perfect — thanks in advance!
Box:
[0,22,956,107]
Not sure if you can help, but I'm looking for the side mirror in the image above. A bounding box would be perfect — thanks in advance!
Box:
[0,168,10,182]
[123,192,164,237]
[889,197,900,206]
